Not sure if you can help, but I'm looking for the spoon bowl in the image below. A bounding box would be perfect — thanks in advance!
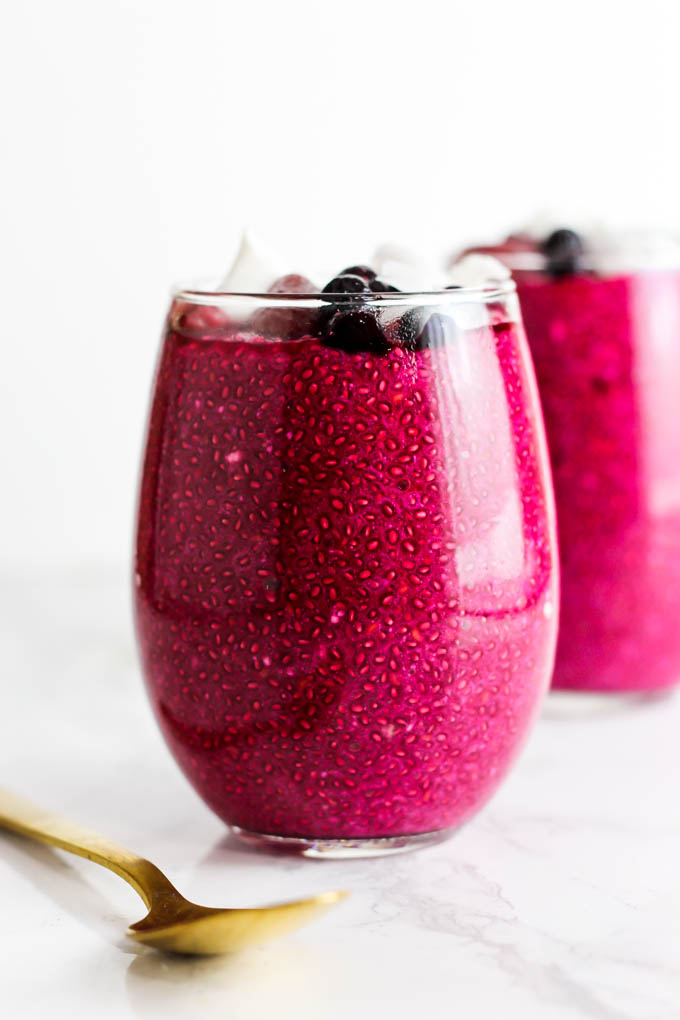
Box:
[127,890,346,955]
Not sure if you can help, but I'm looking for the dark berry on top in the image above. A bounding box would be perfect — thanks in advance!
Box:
[317,271,369,345]
[314,303,335,337]
[392,308,424,350]
[394,310,458,352]
[321,268,401,296]
[369,278,400,293]
[323,309,391,356]
[317,266,399,355]
[540,228,585,277]
[321,273,370,295]
[339,265,377,281]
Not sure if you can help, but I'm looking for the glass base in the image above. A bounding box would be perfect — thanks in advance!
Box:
[543,687,676,720]
[230,825,455,859]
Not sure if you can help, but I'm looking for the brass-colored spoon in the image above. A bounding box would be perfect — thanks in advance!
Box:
[0,787,347,955]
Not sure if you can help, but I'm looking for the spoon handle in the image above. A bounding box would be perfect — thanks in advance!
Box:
[0,786,178,910]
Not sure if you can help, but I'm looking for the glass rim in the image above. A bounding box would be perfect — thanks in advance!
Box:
[481,250,680,275]
[172,278,517,308]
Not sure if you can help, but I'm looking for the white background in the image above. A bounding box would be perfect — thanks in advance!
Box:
[3,8,680,1017]
[1,0,680,569]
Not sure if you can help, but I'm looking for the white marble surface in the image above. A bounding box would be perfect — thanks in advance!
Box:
[2,567,680,1020]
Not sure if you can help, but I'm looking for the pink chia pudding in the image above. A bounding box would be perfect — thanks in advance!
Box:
[134,260,558,853]
[467,230,680,692]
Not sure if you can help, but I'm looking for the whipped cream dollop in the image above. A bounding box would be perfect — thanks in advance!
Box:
[373,243,448,291]
[446,253,512,288]
[218,231,289,293]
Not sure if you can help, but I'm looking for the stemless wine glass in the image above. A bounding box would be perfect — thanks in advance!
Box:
[474,235,680,693]
[134,280,558,857]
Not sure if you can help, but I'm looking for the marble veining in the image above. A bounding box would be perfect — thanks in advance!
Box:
[1,568,679,1020]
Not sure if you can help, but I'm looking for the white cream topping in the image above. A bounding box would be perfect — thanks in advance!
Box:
[447,253,512,288]
[439,254,513,329]
[218,231,287,293]
[373,243,448,291]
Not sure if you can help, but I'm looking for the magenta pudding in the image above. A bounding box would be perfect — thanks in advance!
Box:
[134,262,558,854]
[466,230,680,693]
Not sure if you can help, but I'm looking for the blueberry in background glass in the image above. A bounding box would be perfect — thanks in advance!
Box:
[134,236,558,856]
[459,226,680,693]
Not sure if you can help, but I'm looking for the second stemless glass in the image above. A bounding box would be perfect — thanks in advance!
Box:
[134,282,558,856]
[507,247,680,693]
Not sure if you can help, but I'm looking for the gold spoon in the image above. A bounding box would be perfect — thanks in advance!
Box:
[0,787,347,955]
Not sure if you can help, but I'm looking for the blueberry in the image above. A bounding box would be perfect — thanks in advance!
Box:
[323,309,391,355]
[397,311,458,352]
[317,272,368,340]
[314,303,335,336]
[321,273,370,295]
[339,265,377,281]
[540,228,584,277]
[317,267,396,354]
[369,278,401,293]
[393,308,424,349]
